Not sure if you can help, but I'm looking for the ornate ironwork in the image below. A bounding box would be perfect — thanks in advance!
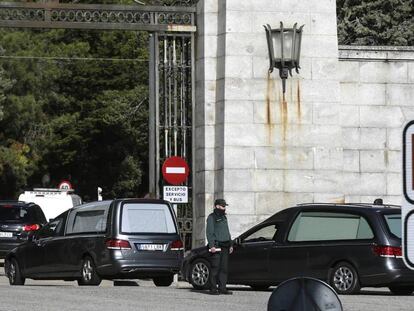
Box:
[0,2,196,32]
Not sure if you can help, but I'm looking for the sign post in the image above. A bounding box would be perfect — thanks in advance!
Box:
[402,121,414,269]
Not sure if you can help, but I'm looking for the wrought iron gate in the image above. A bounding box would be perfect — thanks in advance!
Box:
[0,0,196,250]
[149,33,193,250]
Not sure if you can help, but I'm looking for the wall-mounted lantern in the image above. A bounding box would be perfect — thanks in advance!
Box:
[264,22,304,94]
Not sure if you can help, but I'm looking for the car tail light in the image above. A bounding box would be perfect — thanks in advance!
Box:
[105,239,131,250]
[372,245,402,258]
[22,224,40,232]
[171,239,183,251]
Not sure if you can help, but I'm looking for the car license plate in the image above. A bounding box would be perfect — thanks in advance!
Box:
[0,232,12,238]
[137,244,164,251]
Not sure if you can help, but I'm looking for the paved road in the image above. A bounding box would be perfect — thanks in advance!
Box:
[0,265,413,311]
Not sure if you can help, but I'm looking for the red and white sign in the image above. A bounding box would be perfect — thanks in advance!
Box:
[58,180,73,190]
[162,156,189,185]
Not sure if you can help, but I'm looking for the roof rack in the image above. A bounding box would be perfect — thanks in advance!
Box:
[295,202,400,209]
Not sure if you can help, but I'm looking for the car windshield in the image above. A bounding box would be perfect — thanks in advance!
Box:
[0,205,34,222]
[121,203,177,234]
[383,214,401,238]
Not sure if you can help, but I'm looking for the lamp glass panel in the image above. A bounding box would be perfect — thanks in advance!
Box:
[271,31,282,59]
[293,31,301,61]
[282,30,293,61]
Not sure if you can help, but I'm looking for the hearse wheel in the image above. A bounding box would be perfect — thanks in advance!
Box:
[189,258,211,290]
[330,261,360,294]
[77,256,102,286]
[7,258,25,286]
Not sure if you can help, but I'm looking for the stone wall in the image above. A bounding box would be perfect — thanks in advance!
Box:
[338,46,414,205]
[194,0,414,246]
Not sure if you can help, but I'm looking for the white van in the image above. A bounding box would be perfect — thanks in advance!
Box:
[18,188,82,221]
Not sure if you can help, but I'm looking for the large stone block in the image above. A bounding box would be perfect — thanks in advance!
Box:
[386,150,401,173]
[197,35,218,59]
[338,61,360,83]
[386,84,414,106]
[340,105,359,127]
[343,150,360,172]
[314,147,343,170]
[313,103,340,125]
[225,123,267,147]
[195,147,215,172]
[224,78,252,100]
[255,146,314,170]
[342,172,386,195]
[409,63,414,83]
[247,0,335,14]
[357,84,386,106]
[312,58,338,80]
[313,171,342,193]
[255,192,314,215]
[223,146,255,169]
[300,79,340,102]
[225,10,252,33]
[223,192,255,215]
[284,170,315,192]
[225,33,267,56]
[310,12,338,36]
[360,106,404,128]
[387,128,402,151]
[223,56,253,79]
[340,83,358,105]
[360,128,387,149]
[360,150,386,172]
[387,173,401,196]
[223,169,254,191]
[301,35,339,58]
[200,13,218,36]
[253,169,285,192]
[224,100,254,124]
[359,61,408,83]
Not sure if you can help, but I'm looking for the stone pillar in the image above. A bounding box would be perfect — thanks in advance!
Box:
[195,0,342,244]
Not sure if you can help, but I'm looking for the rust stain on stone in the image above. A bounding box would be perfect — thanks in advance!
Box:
[266,72,275,144]
[297,80,302,122]
[280,93,288,142]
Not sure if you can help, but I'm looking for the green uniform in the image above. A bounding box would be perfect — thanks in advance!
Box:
[206,212,231,248]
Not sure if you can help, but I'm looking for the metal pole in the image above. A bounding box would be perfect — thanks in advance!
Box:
[154,33,160,198]
[148,34,156,197]
[173,36,178,156]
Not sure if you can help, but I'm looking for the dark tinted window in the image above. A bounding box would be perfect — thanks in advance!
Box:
[243,224,278,243]
[0,204,38,222]
[384,214,401,238]
[37,211,68,239]
[288,211,374,242]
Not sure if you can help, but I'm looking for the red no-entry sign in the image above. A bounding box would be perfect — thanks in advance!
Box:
[162,156,190,185]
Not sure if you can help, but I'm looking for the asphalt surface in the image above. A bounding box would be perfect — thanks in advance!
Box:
[1,262,414,311]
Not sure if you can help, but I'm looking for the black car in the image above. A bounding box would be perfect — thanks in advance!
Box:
[182,203,414,295]
[5,199,183,286]
[0,201,47,259]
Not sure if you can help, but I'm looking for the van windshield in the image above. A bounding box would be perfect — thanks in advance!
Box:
[121,203,177,234]
[383,214,401,238]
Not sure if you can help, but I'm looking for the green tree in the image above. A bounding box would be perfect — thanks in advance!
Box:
[0,28,149,200]
[337,0,414,45]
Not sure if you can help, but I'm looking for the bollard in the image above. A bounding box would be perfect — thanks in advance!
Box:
[267,277,343,311]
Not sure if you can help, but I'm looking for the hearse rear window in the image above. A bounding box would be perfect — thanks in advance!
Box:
[121,203,176,234]
[384,214,401,238]
[288,212,374,242]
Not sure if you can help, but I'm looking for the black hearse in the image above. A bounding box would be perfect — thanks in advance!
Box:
[5,199,183,286]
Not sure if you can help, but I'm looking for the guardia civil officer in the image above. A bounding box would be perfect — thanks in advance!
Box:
[206,199,233,295]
